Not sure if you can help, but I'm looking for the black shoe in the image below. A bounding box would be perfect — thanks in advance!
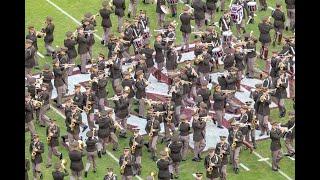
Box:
[93,169,96,173]
[235,168,239,174]
[272,168,278,172]
[205,20,208,26]
[61,136,66,143]
[40,173,43,180]
[192,157,200,162]
[102,151,106,155]
[46,164,52,168]
[84,171,88,178]
[144,142,149,149]
[77,65,81,71]
[182,159,187,161]
[40,125,46,127]
[127,12,131,18]
[272,41,276,47]
[267,131,270,136]
[152,156,158,161]
[253,145,257,149]
[59,153,63,160]
[82,125,88,132]
[112,148,118,151]
[217,125,224,129]
[216,8,219,12]
[101,40,105,45]
[259,133,264,137]
[53,99,57,103]
[98,151,102,158]
[289,152,295,157]
[198,155,203,160]
[285,27,289,31]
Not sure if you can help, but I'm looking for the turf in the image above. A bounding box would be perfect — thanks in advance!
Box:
[25,0,295,179]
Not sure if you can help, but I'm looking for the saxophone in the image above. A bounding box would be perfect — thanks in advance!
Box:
[120,155,128,175]
[31,142,38,160]
[148,120,154,139]
[207,156,215,175]
[47,126,54,144]
[131,136,137,154]
[231,130,238,150]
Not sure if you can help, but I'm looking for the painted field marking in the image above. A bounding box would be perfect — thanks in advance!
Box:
[50,104,143,180]
[37,52,44,58]
[268,6,275,11]
[192,173,197,178]
[287,156,295,161]
[253,151,293,180]
[240,163,250,171]
[258,157,270,162]
[46,0,102,40]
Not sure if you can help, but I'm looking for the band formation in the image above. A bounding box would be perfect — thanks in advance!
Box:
[25,0,295,179]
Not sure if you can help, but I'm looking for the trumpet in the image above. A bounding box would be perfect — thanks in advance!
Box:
[199,116,212,122]
[83,29,97,35]
[31,148,37,160]
[179,79,192,85]
[143,98,162,106]
[120,156,128,175]
[36,31,46,37]
[231,130,238,150]
[78,140,86,150]
[46,135,51,144]
[61,63,75,68]
[69,119,77,131]
[107,95,123,101]
[150,172,156,180]
[131,136,137,154]
[61,159,67,170]
[31,99,43,108]
[148,120,154,139]
[207,156,215,174]
[83,104,92,113]
[164,147,170,157]
[194,54,204,64]
[221,90,236,94]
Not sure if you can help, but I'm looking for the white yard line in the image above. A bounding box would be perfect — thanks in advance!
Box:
[46,0,102,40]
[240,163,250,171]
[287,156,295,161]
[268,6,275,11]
[37,51,44,58]
[50,104,143,180]
[258,157,270,162]
[192,173,197,178]
[252,151,293,180]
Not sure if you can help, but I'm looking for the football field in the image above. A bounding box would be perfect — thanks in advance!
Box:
[25,0,295,179]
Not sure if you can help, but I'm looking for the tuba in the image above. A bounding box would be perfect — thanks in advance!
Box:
[231,130,238,150]
[120,155,128,175]
[70,119,77,131]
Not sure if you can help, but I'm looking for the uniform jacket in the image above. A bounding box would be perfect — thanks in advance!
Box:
[119,154,135,176]
[258,22,273,44]
[29,141,45,164]
[204,154,221,178]
[114,97,129,119]
[156,159,171,179]
[25,46,36,68]
[272,9,286,29]
[274,77,288,99]
[154,41,165,63]
[97,77,108,98]
[86,137,98,152]
[168,141,183,162]
[100,8,113,28]
[64,38,78,59]
[129,135,144,157]
[145,119,161,136]
[135,79,147,99]
[270,128,283,151]
[180,13,193,33]
[77,34,89,54]
[46,125,60,147]
[192,119,206,141]
[113,0,126,17]
[192,0,207,20]
[25,101,34,123]
[44,23,55,43]
[69,150,85,172]
[215,142,230,165]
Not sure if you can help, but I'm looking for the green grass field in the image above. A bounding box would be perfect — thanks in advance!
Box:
[26,0,295,179]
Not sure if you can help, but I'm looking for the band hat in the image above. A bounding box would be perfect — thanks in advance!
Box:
[46,16,53,21]
[26,39,33,44]
[200,102,207,109]
[171,134,179,142]
[100,110,108,116]
[86,130,93,138]
[271,122,278,126]
[106,109,113,114]
[159,151,167,156]
[60,46,68,52]
[28,25,35,29]
[66,31,73,37]
[102,0,109,7]
[84,12,93,18]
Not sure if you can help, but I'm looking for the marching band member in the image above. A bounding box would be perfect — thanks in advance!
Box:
[52,161,69,180]
[178,114,191,161]
[68,141,86,179]
[96,70,109,110]
[84,130,98,177]
[103,168,117,180]
[82,15,96,62]
[113,0,126,32]
[37,84,50,127]
[108,54,122,92]
[258,0,268,11]
[204,148,221,180]
[256,87,271,136]
[43,16,55,56]
[95,110,110,157]
[192,0,207,36]
[274,70,288,118]
[76,26,90,74]
[40,64,54,100]
[228,122,243,174]
[114,87,130,138]
[166,44,179,73]
[53,59,67,108]
[154,34,165,71]
[100,1,114,45]
[145,113,161,161]
[281,112,295,157]
[168,0,178,18]
[66,105,83,142]
[83,86,96,130]
[171,77,184,123]
[129,129,144,175]
[272,4,286,46]
[213,85,227,129]
[168,134,183,178]
[234,45,245,90]
[29,134,45,179]
[141,42,155,79]
[285,0,295,31]
[119,147,135,180]
[219,11,232,33]
[180,6,193,52]
[64,31,78,76]
[25,39,36,76]
[205,0,218,25]
[26,25,41,69]
[135,70,149,117]
[192,111,206,162]
[106,109,120,150]
[258,17,273,60]
[46,119,62,168]
[73,84,84,109]
[122,71,135,111]
[245,38,257,78]
[156,0,166,28]
[156,151,172,180]
[270,122,284,171]
[215,136,230,180]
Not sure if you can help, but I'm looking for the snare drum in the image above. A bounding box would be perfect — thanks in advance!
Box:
[247,2,257,12]
[133,38,144,50]
[142,32,150,40]
[212,47,224,59]
[167,0,178,5]
[222,31,233,44]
